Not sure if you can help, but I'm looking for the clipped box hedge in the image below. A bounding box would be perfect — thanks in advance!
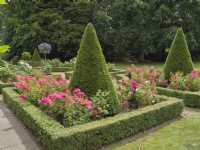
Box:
[51,67,74,72]
[157,87,200,108]
[0,80,14,93]
[2,87,184,150]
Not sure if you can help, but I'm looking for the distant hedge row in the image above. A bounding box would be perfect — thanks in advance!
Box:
[157,87,200,108]
[3,87,183,150]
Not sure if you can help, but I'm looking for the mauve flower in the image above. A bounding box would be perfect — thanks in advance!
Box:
[93,110,98,115]
[185,86,189,91]
[20,94,26,100]
[86,104,93,110]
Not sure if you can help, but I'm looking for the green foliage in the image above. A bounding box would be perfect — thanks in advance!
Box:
[90,90,111,118]
[69,23,119,114]
[22,52,31,61]
[47,58,62,67]
[157,87,200,108]
[163,28,194,79]
[0,0,6,4]
[107,62,115,71]
[1,1,93,59]
[0,59,8,67]
[0,45,9,54]
[42,63,52,75]
[0,52,12,61]
[11,56,20,65]
[3,87,183,150]
[0,67,15,82]
[31,49,42,62]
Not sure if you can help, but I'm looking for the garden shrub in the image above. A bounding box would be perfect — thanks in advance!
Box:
[11,56,20,65]
[31,49,42,62]
[22,52,31,61]
[47,58,62,67]
[0,67,15,82]
[163,28,194,79]
[0,59,8,68]
[69,23,119,114]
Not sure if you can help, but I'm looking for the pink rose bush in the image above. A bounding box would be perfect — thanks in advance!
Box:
[125,65,168,87]
[15,74,69,106]
[117,78,159,109]
[168,70,200,92]
[125,64,200,92]
[39,88,94,127]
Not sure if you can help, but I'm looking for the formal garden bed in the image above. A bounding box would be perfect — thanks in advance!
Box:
[2,87,183,150]
[0,23,186,149]
[1,19,199,150]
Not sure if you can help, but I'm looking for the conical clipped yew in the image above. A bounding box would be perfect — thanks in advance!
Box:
[31,49,42,62]
[70,23,119,114]
[163,28,194,79]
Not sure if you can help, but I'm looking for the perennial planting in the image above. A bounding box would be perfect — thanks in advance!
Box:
[13,71,162,127]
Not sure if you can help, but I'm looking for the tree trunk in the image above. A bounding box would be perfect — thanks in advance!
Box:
[139,51,145,62]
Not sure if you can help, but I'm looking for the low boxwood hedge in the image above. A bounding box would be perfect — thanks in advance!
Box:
[2,87,184,150]
[51,67,74,72]
[0,80,14,93]
[157,87,200,108]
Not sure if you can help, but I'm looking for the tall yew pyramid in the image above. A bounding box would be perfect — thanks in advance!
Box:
[70,23,119,114]
[164,28,194,78]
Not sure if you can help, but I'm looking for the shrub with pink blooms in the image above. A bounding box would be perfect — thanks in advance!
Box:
[168,70,200,92]
[39,89,94,127]
[125,65,168,87]
[14,74,70,106]
[117,78,159,109]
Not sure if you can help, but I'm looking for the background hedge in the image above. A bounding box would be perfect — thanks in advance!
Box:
[3,87,184,150]
[157,87,200,108]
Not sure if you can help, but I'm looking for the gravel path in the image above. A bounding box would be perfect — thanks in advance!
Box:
[0,97,43,150]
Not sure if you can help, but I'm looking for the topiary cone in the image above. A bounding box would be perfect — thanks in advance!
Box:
[69,23,119,114]
[163,28,194,79]
[31,48,42,62]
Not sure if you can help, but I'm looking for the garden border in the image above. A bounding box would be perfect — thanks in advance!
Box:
[157,87,200,108]
[2,87,184,150]
[0,80,14,93]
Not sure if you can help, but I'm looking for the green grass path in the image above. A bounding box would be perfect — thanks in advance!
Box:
[114,108,200,150]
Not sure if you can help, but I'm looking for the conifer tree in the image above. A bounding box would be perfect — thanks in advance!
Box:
[164,28,194,79]
[31,49,42,62]
[70,23,119,114]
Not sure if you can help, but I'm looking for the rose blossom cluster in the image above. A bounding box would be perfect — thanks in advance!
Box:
[168,70,200,92]
[125,65,168,87]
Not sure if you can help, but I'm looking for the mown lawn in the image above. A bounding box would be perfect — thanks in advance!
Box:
[115,61,200,70]
[114,108,200,150]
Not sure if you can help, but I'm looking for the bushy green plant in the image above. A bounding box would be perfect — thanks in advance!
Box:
[22,52,31,61]
[17,60,33,74]
[11,56,20,65]
[31,49,42,62]
[0,52,12,61]
[0,67,15,82]
[42,63,52,74]
[47,58,62,67]
[0,59,8,68]
[163,28,194,79]
[69,23,119,114]
[90,90,111,118]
